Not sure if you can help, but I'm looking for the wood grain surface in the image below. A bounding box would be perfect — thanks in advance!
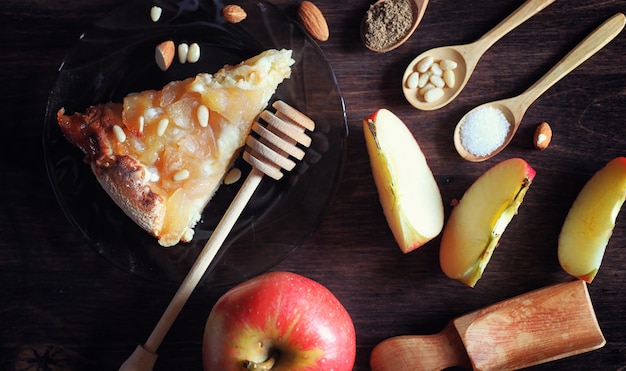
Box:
[1,0,625,370]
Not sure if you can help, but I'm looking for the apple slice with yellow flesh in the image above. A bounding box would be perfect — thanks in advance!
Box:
[558,157,626,283]
[440,158,536,287]
[363,109,444,253]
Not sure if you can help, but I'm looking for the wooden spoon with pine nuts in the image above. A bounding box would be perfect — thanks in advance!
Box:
[119,100,315,371]
[402,0,556,111]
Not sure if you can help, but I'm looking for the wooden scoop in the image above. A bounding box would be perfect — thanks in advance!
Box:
[119,100,315,371]
[370,280,605,371]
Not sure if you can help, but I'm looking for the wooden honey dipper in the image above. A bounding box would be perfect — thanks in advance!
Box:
[120,100,315,371]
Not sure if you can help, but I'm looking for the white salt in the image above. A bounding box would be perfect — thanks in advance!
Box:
[459,106,510,156]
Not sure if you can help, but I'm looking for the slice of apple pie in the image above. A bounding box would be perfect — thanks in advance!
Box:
[57,49,294,246]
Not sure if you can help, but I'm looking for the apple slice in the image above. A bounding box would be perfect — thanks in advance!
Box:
[440,158,536,287]
[363,109,444,253]
[558,157,626,283]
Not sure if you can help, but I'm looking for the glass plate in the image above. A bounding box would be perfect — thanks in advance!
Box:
[43,0,347,287]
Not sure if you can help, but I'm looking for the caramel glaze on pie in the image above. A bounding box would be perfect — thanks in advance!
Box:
[57,49,294,246]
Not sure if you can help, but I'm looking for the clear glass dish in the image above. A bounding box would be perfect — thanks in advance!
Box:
[43,0,347,287]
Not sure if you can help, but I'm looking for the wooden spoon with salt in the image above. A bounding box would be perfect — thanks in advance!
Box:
[361,0,429,53]
[454,13,625,162]
[370,280,606,371]
[119,101,315,371]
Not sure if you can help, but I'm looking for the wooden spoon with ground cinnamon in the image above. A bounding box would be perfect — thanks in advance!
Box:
[361,0,429,53]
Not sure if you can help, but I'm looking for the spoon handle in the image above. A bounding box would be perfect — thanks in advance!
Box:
[517,13,626,110]
[472,0,556,55]
[370,322,472,371]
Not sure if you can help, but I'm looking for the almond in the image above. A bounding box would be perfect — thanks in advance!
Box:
[222,4,247,23]
[298,1,329,42]
[533,122,552,150]
[155,40,175,71]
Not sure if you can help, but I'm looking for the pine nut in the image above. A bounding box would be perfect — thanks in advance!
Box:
[417,73,430,88]
[440,59,458,70]
[406,72,420,89]
[150,6,162,22]
[197,105,209,127]
[178,43,189,64]
[430,62,442,76]
[223,167,242,185]
[416,56,434,73]
[429,74,445,88]
[424,87,444,102]
[138,115,145,134]
[443,69,456,88]
[419,83,435,96]
[157,118,169,136]
[173,169,190,182]
[113,125,126,143]
[187,43,200,63]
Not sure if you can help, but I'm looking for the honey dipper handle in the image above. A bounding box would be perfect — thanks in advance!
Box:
[119,168,265,371]
[370,322,472,371]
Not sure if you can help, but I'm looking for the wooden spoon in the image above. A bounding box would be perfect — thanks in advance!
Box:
[454,13,626,162]
[361,0,429,53]
[119,100,315,371]
[370,280,606,371]
[402,0,556,111]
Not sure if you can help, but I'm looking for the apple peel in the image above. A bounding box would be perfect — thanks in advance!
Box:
[363,108,444,253]
[558,157,626,283]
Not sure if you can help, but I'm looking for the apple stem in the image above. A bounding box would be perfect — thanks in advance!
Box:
[243,351,278,370]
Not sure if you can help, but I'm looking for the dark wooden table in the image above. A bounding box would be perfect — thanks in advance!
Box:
[2,0,626,369]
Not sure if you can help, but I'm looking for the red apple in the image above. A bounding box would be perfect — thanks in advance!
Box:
[202,271,356,371]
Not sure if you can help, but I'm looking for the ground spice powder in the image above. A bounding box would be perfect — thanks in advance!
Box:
[363,0,414,50]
